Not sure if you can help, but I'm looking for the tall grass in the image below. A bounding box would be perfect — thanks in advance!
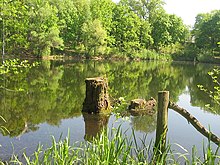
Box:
[133,49,172,61]
[2,127,220,165]
[0,116,9,136]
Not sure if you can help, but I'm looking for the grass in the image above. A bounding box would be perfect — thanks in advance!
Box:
[2,126,219,165]
[132,49,172,61]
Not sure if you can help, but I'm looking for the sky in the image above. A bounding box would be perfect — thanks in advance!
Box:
[163,0,220,26]
[112,0,220,26]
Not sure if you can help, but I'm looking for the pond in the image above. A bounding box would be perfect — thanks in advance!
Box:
[0,60,220,161]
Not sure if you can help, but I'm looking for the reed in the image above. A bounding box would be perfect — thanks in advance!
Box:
[3,127,220,165]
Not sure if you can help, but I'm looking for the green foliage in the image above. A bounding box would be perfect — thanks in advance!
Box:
[197,49,215,63]
[202,140,220,165]
[50,0,78,48]
[0,0,30,54]
[0,59,39,75]
[151,11,189,50]
[193,10,220,56]
[112,97,128,112]
[28,1,63,56]
[168,15,189,44]
[90,0,116,49]
[133,49,171,61]
[111,2,143,54]
[8,128,147,164]
[0,0,64,57]
[0,0,189,58]
[198,68,220,113]
[151,11,171,49]
[90,0,115,34]
[82,19,108,56]
[171,43,199,61]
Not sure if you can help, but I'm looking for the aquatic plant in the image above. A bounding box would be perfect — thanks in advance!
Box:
[7,127,220,165]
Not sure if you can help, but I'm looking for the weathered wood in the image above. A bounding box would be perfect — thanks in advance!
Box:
[82,77,111,114]
[128,98,156,116]
[129,99,147,110]
[155,91,169,152]
[169,102,220,146]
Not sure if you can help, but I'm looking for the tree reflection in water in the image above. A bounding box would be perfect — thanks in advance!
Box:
[0,60,218,138]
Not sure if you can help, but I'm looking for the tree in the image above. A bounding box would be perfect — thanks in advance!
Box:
[49,0,78,49]
[111,2,143,54]
[73,0,91,49]
[27,1,63,56]
[151,11,188,50]
[193,10,220,54]
[120,0,164,21]
[90,0,115,47]
[82,19,108,56]
[139,21,153,49]
[90,0,114,31]
[0,0,30,55]
[168,14,189,44]
[151,11,171,49]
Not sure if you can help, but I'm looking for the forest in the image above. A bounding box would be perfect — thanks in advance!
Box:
[0,0,220,62]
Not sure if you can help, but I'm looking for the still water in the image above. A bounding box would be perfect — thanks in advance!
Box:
[0,60,220,161]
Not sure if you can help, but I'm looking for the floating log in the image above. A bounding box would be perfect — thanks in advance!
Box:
[169,102,220,146]
[128,98,156,115]
[82,77,111,114]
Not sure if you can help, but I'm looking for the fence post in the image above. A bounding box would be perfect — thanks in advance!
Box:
[155,91,169,153]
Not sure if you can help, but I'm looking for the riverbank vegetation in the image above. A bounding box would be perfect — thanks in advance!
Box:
[1,0,219,62]
[4,126,219,164]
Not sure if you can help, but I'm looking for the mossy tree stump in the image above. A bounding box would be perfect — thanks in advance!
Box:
[82,77,111,114]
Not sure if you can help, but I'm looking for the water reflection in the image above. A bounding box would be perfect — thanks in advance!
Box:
[131,114,157,133]
[83,113,110,141]
[0,60,218,138]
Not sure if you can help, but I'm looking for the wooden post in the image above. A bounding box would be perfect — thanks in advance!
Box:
[155,91,169,153]
[82,77,111,114]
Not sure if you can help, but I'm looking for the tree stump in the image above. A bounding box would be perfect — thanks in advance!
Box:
[128,98,156,115]
[82,77,111,114]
